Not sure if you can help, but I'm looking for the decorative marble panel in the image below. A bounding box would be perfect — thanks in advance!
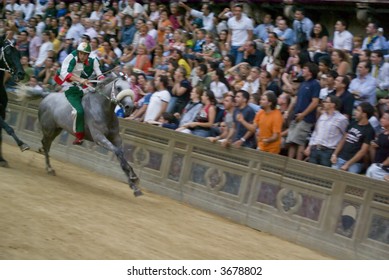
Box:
[296,194,323,221]
[345,186,365,198]
[257,182,281,208]
[145,150,162,170]
[190,163,208,186]
[368,215,389,245]
[168,153,184,182]
[221,172,242,195]
[335,201,360,238]
[123,143,135,163]
[24,115,37,132]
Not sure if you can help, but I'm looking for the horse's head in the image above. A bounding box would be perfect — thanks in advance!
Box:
[114,77,135,117]
[97,75,135,117]
[0,39,25,81]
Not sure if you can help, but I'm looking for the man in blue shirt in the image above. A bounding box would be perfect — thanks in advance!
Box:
[286,62,320,160]
[349,61,377,107]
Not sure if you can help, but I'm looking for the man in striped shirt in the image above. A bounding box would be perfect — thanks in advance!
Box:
[304,95,349,167]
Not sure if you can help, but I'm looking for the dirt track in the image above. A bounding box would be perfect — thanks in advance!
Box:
[0,143,332,260]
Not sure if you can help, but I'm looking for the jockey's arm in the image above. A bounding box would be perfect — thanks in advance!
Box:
[92,58,105,80]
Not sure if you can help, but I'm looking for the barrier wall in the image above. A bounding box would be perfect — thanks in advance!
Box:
[5,98,389,259]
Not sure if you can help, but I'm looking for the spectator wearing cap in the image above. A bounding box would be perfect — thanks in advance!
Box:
[226,4,254,65]
[179,1,215,32]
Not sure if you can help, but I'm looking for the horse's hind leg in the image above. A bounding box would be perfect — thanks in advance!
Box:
[41,128,62,175]
[93,133,142,197]
[0,116,30,152]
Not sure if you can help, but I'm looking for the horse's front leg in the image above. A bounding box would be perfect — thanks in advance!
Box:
[0,116,30,152]
[93,132,143,197]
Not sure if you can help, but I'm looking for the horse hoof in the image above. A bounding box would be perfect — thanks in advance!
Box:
[0,160,9,168]
[133,189,143,197]
[19,143,30,152]
[37,148,44,154]
[47,169,56,176]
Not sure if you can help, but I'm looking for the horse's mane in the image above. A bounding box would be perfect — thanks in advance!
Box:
[95,76,117,92]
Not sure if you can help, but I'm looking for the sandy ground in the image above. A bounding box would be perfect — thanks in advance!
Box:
[0,143,332,260]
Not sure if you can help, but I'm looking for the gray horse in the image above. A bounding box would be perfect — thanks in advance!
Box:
[16,76,143,197]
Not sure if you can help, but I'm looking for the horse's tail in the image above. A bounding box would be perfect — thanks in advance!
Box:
[14,84,51,101]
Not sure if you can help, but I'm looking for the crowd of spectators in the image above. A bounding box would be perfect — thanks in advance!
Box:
[2,0,389,181]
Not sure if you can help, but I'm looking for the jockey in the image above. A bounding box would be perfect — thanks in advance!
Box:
[54,42,104,145]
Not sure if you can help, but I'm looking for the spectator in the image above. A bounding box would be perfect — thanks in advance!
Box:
[231,90,256,148]
[121,0,144,19]
[168,66,192,114]
[253,14,274,43]
[333,19,353,53]
[273,18,294,46]
[330,75,355,120]
[66,14,85,44]
[259,70,281,97]
[179,89,216,138]
[308,23,329,64]
[179,2,215,32]
[5,0,21,14]
[349,61,377,107]
[175,86,204,131]
[143,1,160,25]
[168,3,183,30]
[194,63,211,89]
[362,22,385,51]
[292,7,313,50]
[34,31,53,75]
[286,62,320,160]
[263,32,289,73]
[304,95,349,166]
[331,102,375,173]
[19,0,35,22]
[226,3,253,65]
[319,70,338,100]
[366,110,389,180]
[157,9,172,45]
[128,79,156,121]
[90,1,103,21]
[207,93,235,145]
[144,75,171,122]
[242,40,265,67]
[16,30,29,58]
[120,15,136,47]
[370,50,389,101]
[239,91,283,154]
[134,44,152,75]
[331,49,351,76]
[241,66,260,95]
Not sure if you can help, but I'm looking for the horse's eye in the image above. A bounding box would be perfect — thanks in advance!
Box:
[117,87,122,92]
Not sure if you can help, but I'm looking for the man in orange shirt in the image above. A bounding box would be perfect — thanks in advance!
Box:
[237,91,283,153]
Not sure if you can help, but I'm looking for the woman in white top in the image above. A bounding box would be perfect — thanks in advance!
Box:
[308,23,329,64]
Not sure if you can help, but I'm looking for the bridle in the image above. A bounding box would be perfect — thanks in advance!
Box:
[0,40,15,75]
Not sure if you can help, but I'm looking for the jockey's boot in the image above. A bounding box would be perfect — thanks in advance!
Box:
[73,132,85,145]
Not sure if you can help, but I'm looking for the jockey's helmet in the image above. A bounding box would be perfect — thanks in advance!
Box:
[77,42,91,53]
